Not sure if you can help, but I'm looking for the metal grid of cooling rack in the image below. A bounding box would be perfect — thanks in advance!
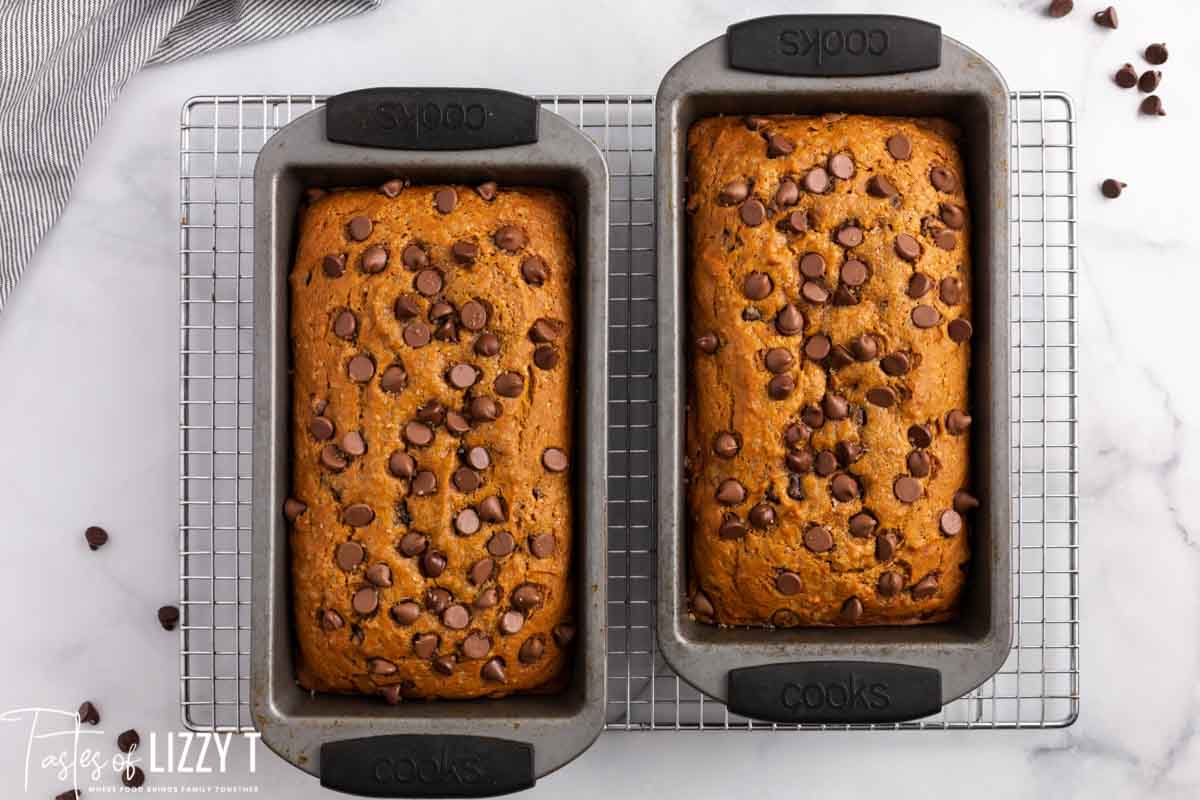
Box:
[178,91,1078,734]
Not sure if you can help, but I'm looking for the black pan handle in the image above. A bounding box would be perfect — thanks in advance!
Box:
[320,735,534,797]
[325,88,539,150]
[727,14,941,77]
[727,661,941,724]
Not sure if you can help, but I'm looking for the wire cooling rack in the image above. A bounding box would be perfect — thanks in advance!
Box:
[178,92,1078,733]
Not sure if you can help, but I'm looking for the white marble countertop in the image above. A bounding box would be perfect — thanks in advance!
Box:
[0,0,1196,797]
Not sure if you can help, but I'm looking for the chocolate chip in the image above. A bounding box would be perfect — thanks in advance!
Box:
[379,179,403,198]
[336,541,366,570]
[835,440,863,466]
[118,728,140,753]
[1048,0,1073,17]
[1140,95,1165,116]
[785,210,808,233]
[320,444,348,471]
[443,411,470,436]
[432,655,456,675]
[495,610,523,636]
[775,304,804,335]
[481,657,506,682]
[835,263,870,293]
[85,525,108,550]
[283,498,307,522]
[766,134,795,157]
[907,424,933,449]
[1139,70,1162,93]
[714,432,741,458]
[877,571,903,597]
[321,609,344,630]
[849,513,877,538]
[907,450,932,478]
[841,597,863,621]
[716,479,747,505]
[775,179,800,207]
[307,416,336,443]
[911,305,941,328]
[347,354,375,382]
[798,252,825,279]
[718,515,747,540]
[800,406,824,430]
[402,243,428,270]
[399,532,428,557]
[946,409,972,434]
[828,344,854,369]
[393,295,420,321]
[457,631,491,661]
[414,268,444,297]
[764,348,794,374]
[954,490,980,514]
[886,134,912,160]
[347,216,372,241]
[717,180,750,205]
[776,571,803,595]
[122,767,146,789]
[366,563,392,588]
[749,503,777,529]
[454,301,486,332]
[417,400,446,425]
[804,525,834,553]
[787,448,815,474]
[413,634,439,660]
[829,152,855,180]
[403,421,433,447]
[804,334,831,361]
[836,225,863,248]
[930,166,958,193]
[934,230,957,250]
[425,587,452,614]
[332,309,358,340]
[849,334,878,361]
[768,373,796,399]
[471,332,501,358]
[411,470,437,498]
[157,605,180,631]
[743,271,773,300]
[468,558,495,589]
[469,396,500,422]
[353,587,379,615]
[875,531,900,562]
[391,601,420,626]
[421,550,447,577]
[361,245,388,274]
[803,167,830,194]
[530,533,556,558]
[1115,63,1138,88]
[822,393,849,420]
[517,254,551,285]
[696,332,719,353]
[907,273,933,299]
[912,573,940,599]
[443,604,470,630]
[895,233,921,262]
[455,508,481,536]
[530,318,563,343]
[434,187,458,214]
[877,354,909,380]
[831,473,859,502]
[744,116,770,131]
[341,431,366,457]
[814,450,838,477]
[1145,42,1168,65]
[343,504,374,527]
[894,476,922,503]
[542,448,568,472]
[867,175,897,198]
[323,253,346,277]
[494,225,527,252]
[938,509,965,537]
[476,181,498,201]
[519,636,545,664]
[453,468,480,493]
[802,280,829,304]
[948,318,973,342]
[940,203,966,229]
[509,584,543,612]
[1101,178,1126,198]
[739,198,766,226]
[1093,5,1117,27]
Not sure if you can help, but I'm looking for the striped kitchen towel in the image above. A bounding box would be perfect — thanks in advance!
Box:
[0,0,379,312]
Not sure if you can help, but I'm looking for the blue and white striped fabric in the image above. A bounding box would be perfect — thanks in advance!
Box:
[0,0,379,312]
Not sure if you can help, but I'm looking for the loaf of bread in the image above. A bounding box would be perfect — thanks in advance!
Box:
[284,180,577,700]
[685,114,977,627]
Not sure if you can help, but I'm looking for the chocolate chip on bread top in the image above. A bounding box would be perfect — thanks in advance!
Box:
[685,114,976,628]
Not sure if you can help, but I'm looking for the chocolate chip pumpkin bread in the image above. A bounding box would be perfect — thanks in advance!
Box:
[284,180,576,699]
[685,114,978,627]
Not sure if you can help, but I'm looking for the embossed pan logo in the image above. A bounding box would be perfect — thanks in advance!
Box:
[777,27,890,64]
[349,100,488,137]
[780,673,890,712]
[372,746,485,785]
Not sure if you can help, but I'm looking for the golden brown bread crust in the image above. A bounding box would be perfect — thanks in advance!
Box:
[685,114,974,627]
[288,182,576,699]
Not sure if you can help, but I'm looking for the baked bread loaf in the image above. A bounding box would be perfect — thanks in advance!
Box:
[285,181,577,700]
[685,114,977,627]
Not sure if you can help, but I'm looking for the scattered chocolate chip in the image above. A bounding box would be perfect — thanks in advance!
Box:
[309,416,335,441]
[907,272,933,298]
[492,371,523,397]
[529,318,563,343]
[749,503,777,529]
[553,623,576,647]
[361,245,388,274]
[416,400,447,425]
[432,655,456,675]
[743,271,773,300]
[321,609,344,630]
[542,448,568,472]
[1141,95,1165,116]
[402,243,428,270]
[478,496,505,523]
[1093,5,1117,28]
[1101,178,1126,198]
[498,610,525,635]
[463,631,492,659]
[822,393,849,420]
[343,504,375,527]
[911,305,941,328]
[787,449,815,474]
[908,424,933,448]
[775,179,800,207]
[829,152,855,180]
[341,431,366,457]
[283,498,307,522]
[787,474,806,500]
[802,280,830,304]
[895,234,921,262]
[939,276,964,305]
[353,587,379,615]
[1048,0,1073,17]
[877,571,904,597]
[486,529,516,557]
[766,373,794,399]
[336,541,365,570]
[472,332,501,358]
[849,512,877,538]
[907,450,932,478]
[411,471,438,498]
[122,767,146,789]
[469,396,500,422]
[940,204,966,231]
[939,509,964,536]
[828,344,855,369]
[894,476,922,503]
[443,604,470,630]
[840,597,863,621]
[867,175,898,198]
[366,563,393,588]
[1138,70,1162,93]
[455,508,482,536]
[512,584,543,611]
[804,334,831,360]
[838,262,868,290]
[797,254,825,281]
[347,354,375,382]
[764,347,794,374]
[434,187,458,214]
[934,230,957,250]
[912,573,940,599]
[775,304,804,335]
[391,601,420,626]
[886,134,912,160]
[403,421,434,447]
[714,432,740,458]
[320,444,348,471]
[413,634,439,660]
[332,309,357,339]
[445,411,471,435]
[718,180,750,205]
[85,525,108,550]
[399,532,428,558]
[481,657,507,682]
[157,605,180,631]
[323,253,346,277]
[425,588,452,614]
[716,479,747,505]
[801,404,825,429]
[803,166,830,194]
[394,295,420,320]
[519,636,545,664]
[744,116,769,131]
[954,490,980,514]
[116,728,141,754]
[835,440,863,466]
[1115,63,1138,88]
[530,533,556,558]
[785,210,808,233]
[776,571,804,595]
[476,181,498,201]
[1145,42,1168,65]
[930,166,958,193]
[347,216,372,241]
[420,550,447,578]
[849,334,878,361]
[836,225,864,248]
[875,530,900,562]
[948,318,974,342]
[718,514,748,540]
[767,134,795,158]
[946,409,973,434]
[804,525,834,553]
[739,198,767,226]
[494,225,527,252]
[831,473,860,502]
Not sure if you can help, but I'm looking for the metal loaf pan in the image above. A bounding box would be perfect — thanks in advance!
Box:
[656,16,1012,724]
[252,88,608,797]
